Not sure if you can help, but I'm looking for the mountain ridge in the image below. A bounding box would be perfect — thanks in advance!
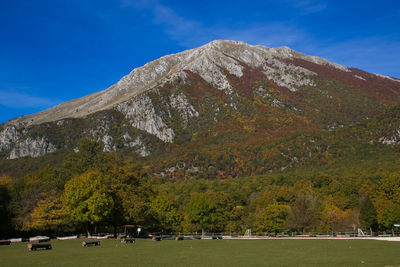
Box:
[6,39,388,128]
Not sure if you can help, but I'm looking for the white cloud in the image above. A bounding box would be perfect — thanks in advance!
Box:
[285,0,328,14]
[122,0,203,44]
[216,23,309,48]
[303,36,400,78]
[0,89,62,109]
[122,0,310,48]
[121,0,399,78]
[151,4,202,41]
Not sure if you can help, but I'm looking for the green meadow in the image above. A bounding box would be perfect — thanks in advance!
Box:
[1,239,400,266]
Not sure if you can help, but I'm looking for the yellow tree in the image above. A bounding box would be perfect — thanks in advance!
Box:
[320,199,344,232]
[255,203,289,233]
[24,193,68,232]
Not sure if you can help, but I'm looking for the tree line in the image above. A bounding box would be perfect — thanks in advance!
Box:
[1,139,400,238]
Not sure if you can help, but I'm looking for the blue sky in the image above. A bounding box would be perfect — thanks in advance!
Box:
[1,0,399,123]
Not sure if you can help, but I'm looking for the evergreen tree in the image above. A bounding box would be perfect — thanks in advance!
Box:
[0,182,12,238]
[186,195,215,238]
[359,197,377,231]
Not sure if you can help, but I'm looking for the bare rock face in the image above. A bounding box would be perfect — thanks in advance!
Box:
[9,137,56,159]
[169,93,199,127]
[0,126,20,152]
[123,133,150,157]
[262,57,316,92]
[379,129,400,145]
[102,135,116,152]
[115,89,200,143]
[116,94,175,143]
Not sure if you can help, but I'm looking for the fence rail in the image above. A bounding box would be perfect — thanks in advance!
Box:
[9,231,400,242]
[150,231,400,239]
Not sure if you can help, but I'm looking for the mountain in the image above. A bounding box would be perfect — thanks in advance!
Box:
[1,40,400,178]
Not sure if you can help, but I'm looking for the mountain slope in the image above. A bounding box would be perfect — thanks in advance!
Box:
[8,40,399,128]
[1,40,400,178]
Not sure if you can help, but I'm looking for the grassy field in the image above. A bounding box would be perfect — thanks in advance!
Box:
[1,238,400,266]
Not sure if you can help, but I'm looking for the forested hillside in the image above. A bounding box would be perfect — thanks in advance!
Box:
[2,107,400,237]
[2,40,400,237]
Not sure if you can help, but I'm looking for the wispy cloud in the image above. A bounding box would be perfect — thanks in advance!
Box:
[314,36,400,78]
[289,0,328,14]
[122,0,309,48]
[121,0,399,77]
[151,5,201,39]
[216,23,309,48]
[122,0,203,44]
[0,89,62,109]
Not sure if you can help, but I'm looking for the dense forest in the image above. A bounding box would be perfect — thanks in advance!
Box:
[1,133,400,238]
[3,105,400,238]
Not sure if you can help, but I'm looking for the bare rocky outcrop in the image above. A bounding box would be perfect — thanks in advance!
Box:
[9,137,56,159]
[262,57,316,92]
[0,126,20,152]
[123,134,150,157]
[169,93,199,127]
[379,129,400,145]
[102,135,116,152]
[116,95,175,142]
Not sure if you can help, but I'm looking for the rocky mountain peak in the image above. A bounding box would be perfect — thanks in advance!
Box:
[5,40,352,128]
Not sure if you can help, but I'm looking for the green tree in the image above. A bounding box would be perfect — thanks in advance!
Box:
[186,194,215,238]
[256,203,289,233]
[226,205,247,233]
[359,197,377,231]
[375,200,400,230]
[0,177,13,238]
[63,170,113,235]
[104,162,153,229]
[376,172,400,202]
[206,192,235,232]
[150,195,182,232]
[62,139,106,176]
